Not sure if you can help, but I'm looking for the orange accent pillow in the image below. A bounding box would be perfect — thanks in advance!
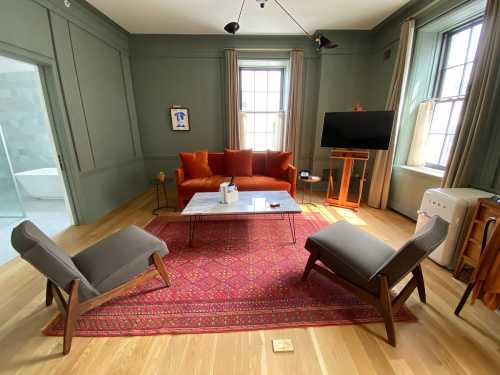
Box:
[224,149,253,176]
[266,150,292,178]
[179,150,213,178]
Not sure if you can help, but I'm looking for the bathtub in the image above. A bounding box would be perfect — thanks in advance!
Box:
[15,168,65,199]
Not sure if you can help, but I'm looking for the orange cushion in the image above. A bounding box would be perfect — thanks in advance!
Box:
[224,149,253,177]
[234,176,291,192]
[252,152,267,175]
[208,153,226,175]
[266,151,292,178]
[179,150,213,178]
[180,176,230,194]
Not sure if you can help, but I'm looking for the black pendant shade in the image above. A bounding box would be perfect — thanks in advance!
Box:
[223,0,339,50]
[316,35,338,50]
[224,22,240,34]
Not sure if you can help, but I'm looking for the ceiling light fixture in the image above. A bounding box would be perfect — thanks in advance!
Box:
[224,0,338,50]
[224,0,246,34]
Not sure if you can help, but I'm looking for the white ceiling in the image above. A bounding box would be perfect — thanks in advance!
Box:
[85,0,410,35]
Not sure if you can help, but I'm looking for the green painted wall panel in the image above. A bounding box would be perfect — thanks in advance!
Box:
[50,13,95,172]
[70,24,135,168]
[0,0,53,59]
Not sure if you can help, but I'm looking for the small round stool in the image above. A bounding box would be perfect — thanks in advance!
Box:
[300,176,321,205]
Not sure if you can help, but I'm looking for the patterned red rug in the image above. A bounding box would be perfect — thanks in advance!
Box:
[43,213,416,337]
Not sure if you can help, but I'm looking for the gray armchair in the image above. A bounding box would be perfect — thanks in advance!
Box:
[11,220,170,355]
[302,215,448,346]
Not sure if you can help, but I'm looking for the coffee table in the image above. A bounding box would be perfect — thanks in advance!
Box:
[181,191,302,246]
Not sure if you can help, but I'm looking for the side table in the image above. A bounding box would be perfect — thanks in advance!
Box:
[300,176,321,205]
[152,178,173,215]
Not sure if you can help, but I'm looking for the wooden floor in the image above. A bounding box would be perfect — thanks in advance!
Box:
[1,189,499,375]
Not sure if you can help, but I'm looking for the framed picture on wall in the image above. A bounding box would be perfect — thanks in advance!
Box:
[170,107,190,131]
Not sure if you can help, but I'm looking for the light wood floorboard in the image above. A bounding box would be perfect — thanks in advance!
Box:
[0,189,499,375]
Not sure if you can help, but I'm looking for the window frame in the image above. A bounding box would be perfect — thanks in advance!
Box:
[424,18,483,170]
[239,66,286,113]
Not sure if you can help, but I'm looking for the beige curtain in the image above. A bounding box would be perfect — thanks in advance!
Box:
[284,49,304,166]
[368,19,415,209]
[407,100,435,167]
[225,49,241,149]
[442,0,500,188]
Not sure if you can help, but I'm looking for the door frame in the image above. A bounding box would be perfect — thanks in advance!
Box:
[0,45,83,224]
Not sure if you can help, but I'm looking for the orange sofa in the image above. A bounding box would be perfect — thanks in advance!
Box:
[175,151,297,209]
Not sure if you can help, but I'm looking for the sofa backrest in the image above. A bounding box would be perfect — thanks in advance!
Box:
[207,151,268,176]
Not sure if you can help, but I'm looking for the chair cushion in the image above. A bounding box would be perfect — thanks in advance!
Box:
[305,221,395,293]
[180,176,230,194]
[73,225,169,293]
[225,149,253,176]
[11,220,99,302]
[179,150,213,178]
[266,151,291,178]
[234,176,291,192]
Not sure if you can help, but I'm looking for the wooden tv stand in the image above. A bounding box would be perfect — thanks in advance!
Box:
[325,149,369,210]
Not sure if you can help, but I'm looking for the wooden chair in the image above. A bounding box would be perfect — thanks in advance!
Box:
[302,216,448,346]
[11,221,171,355]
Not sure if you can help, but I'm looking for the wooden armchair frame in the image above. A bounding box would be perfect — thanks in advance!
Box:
[46,252,170,355]
[302,250,425,346]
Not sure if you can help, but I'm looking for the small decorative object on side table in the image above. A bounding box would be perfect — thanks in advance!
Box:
[152,171,173,215]
[300,175,321,205]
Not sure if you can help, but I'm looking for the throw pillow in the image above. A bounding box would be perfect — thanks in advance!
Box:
[224,149,253,176]
[266,150,292,178]
[179,150,213,178]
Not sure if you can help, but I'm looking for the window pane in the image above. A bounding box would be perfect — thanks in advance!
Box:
[430,101,453,133]
[266,132,275,150]
[254,92,267,111]
[425,134,445,165]
[254,133,267,151]
[268,92,281,111]
[467,24,483,62]
[254,71,267,91]
[448,100,463,134]
[254,113,267,133]
[446,28,471,67]
[241,70,254,91]
[268,71,282,92]
[241,92,254,111]
[439,134,455,166]
[460,63,473,96]
[440,66,464,97]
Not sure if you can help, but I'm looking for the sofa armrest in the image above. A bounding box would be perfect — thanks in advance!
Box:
[287,164,298,198]
[175,167,185,185]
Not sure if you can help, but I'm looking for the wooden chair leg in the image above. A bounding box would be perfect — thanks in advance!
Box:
[63,279,80,355]
[379,275,396,346]
[46,279,54,306]
[412,265,426,303]
[152,252,171,287]
[455,282,475,316]
[302,252,318,282]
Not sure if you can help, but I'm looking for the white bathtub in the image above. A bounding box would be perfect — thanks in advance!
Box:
[15,168,65,199]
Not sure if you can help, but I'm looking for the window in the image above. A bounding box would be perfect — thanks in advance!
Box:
[424,20,483,169]
[240,66,286,151]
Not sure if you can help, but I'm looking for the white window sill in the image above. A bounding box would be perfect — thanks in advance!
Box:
[399,165,444,179]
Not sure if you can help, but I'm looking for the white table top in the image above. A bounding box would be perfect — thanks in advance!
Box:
[181,191,302,216]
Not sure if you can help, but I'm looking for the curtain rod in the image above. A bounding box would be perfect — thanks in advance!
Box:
[225,48,304,52]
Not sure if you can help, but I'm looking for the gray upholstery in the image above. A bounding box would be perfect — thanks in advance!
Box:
[73,225,168,293]
[11,221,169,302]
[305,215,448,294]
[11,221,99,301]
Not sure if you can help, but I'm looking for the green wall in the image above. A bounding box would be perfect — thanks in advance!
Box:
[129,31,393,183]
[129,35,322,179]
[0,0,147,223]
[375,0,497,220]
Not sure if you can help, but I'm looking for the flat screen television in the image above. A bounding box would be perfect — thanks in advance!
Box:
[320,111,395,150]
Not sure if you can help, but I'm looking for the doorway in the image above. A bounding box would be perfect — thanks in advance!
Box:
[0,55,74,265]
